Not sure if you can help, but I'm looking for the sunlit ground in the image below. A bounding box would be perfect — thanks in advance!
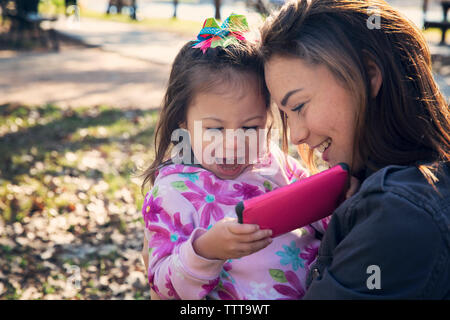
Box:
[0,103,158,299]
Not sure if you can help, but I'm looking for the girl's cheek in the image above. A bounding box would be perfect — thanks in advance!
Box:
[189,132,201,162]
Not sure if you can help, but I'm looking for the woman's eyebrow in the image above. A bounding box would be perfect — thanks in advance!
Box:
[281,89,302,106]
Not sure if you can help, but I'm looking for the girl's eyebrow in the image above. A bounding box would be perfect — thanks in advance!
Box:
[281,88,303,106]
[201,117,222,122]
[243,115,264,122]
[201,116,264,122]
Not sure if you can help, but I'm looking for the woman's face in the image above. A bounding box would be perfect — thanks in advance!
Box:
[265,55,361,171]
[183,74,268,180]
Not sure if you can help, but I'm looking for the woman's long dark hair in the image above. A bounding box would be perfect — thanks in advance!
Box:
[140,39,272,192]
[260,0,449,183]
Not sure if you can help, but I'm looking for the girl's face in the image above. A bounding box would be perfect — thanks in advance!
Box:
[264,55,361,171]
[183,74,268,180]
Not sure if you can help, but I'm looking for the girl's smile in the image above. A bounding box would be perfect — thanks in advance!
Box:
[214,162,247,178]
[183,73,268,180]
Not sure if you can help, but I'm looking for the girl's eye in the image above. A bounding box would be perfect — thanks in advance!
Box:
[242,126,258,131]
[206,127,223,131]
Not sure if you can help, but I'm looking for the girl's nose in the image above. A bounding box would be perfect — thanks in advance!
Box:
[224,133,245,160]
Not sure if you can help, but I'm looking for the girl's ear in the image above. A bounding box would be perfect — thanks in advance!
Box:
[366,58,383,98]
[179,121,187,129]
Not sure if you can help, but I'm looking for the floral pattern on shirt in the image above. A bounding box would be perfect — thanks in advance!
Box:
[142,144,330,300]
[181,172,239,228]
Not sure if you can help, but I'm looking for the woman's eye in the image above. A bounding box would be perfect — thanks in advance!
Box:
[206,127,223,131]
[291,103,305,114]
[242,126,258,131]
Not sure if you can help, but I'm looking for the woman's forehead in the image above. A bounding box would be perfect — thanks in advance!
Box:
[265,57,319,95]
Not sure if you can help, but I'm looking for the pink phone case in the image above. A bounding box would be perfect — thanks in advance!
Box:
[236,163,349,237]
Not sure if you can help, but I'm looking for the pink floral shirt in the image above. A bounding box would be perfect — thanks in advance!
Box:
[142,144,330,300]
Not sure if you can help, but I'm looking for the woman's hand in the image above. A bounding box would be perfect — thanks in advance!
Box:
[193,217,273,260]
[345,176,361,199]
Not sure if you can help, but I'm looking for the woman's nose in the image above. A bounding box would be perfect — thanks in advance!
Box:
[289,122,308,145]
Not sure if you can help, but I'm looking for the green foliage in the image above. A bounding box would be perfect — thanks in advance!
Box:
[38,0,66,15]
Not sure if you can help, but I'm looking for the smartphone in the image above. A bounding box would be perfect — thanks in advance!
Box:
[235,163,349,237]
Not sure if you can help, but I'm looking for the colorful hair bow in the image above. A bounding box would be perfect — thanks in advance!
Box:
[192,14,249,54]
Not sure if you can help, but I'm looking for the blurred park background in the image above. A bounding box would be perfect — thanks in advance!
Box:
[0,0,449,300]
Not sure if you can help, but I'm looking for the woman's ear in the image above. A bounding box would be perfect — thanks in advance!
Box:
[179,121,187,129]
[366,58,383,98]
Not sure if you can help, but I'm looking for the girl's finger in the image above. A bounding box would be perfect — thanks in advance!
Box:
[228,222,260,235]
[240,229,272,242]
[241,237,273,255]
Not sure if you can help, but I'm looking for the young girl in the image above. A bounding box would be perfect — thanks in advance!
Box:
[140,14,329,300]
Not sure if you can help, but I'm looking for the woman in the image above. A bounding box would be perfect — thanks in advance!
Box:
[260,0,449,299]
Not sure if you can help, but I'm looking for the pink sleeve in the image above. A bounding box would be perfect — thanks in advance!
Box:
[142,183,225,300]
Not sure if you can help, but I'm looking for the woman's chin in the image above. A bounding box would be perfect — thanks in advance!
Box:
[326,156,362,175]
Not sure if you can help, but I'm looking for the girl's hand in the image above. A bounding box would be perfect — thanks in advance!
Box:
[193,217,273,260]
[345,176,361,199]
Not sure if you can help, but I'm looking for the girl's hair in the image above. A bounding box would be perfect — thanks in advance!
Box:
[260,0,450,183]
[141,38,273,192]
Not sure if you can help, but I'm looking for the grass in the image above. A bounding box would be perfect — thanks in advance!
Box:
[38,0,202,37]
[81,9,201,37]
[422,28,450,44]
[0,103,159,299]
[0,103,159,224]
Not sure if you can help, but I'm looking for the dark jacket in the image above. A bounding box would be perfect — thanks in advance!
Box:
[304,162,450,299]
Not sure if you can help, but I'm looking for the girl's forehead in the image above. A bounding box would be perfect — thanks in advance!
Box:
[195,68,262,93]
[188,82,267,122]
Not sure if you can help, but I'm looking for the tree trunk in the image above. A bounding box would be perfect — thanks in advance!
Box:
[173,0,178,18]
[214,0,221,20]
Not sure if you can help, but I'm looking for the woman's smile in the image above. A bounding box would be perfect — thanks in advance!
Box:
[315,138,332,162]
[264,55,360,171]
